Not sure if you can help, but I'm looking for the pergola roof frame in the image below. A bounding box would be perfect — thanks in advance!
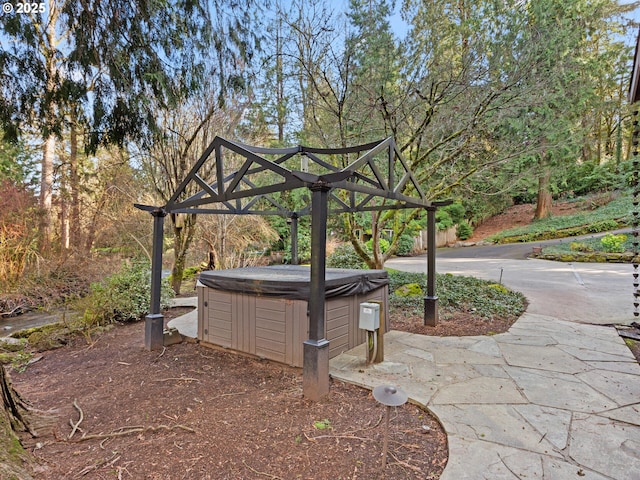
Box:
[137,136,448,401]
[136,136,432,218]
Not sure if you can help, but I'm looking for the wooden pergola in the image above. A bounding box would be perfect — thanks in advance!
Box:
[136,136,449,400]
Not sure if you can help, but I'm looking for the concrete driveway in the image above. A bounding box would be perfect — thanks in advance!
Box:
[386,247,636,326]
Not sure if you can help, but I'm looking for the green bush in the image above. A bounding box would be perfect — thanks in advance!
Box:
[443,203,466,225]
[457,221,473,240]
[394,283,423,297]
[570,242,593,253]
[435,210,453,231]
[365,237,390,253]
[395,234,415,256]
[81,261,174,326]
[600,234,627,253]
[387,269,427,294]
[327,244,367,269]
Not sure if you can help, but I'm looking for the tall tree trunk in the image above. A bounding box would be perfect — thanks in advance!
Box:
[60,165,70,249]
[39,134,55,248]
[70,122,81,249]
[39,0,59,249]
[534,166,553,220]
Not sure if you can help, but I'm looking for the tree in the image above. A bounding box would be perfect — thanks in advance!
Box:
[0,0,213,247]
[198,215,278,270]
[0,364,52,479]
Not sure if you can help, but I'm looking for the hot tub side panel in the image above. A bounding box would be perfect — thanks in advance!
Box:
[199,284,388,368]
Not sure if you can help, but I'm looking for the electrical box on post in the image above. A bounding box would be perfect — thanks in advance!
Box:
[359,302,380,331]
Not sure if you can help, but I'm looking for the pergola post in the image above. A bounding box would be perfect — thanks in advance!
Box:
[303,184,330,401]
[290,214,299,265]
[145,208,167,351]
[424,207,438,326]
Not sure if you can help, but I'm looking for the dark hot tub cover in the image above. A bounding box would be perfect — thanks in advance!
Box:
[198,265,388,301]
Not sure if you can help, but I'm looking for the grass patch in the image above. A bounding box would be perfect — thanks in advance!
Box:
[386,269,527,320]
[488,192,631,244]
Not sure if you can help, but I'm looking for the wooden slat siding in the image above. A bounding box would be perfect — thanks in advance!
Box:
[284,300,294,366]
[326,298,350,358]
[248,294,256,356]
[198,283,389,368]
[208,290,233,347]
[255,296,287,363]
[291,300,307,367]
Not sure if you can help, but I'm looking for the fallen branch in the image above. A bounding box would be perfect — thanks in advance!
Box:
[68,399,84,439]
[0,303,28,317]
[74,424,196,442]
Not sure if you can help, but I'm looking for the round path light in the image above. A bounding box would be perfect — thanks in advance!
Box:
[373,385,408,468]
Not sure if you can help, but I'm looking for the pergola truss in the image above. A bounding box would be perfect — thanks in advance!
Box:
[148,136,430,217]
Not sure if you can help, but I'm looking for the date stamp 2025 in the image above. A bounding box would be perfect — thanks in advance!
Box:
[2,2,46,14]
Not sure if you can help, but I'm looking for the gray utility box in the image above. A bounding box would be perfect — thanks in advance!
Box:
[359,302,380,331]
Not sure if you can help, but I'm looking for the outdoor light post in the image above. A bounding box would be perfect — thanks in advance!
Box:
[303,183,331,401]
[145,207,167,351]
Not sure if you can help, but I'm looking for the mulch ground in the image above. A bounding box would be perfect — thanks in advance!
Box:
[13,311,453,480]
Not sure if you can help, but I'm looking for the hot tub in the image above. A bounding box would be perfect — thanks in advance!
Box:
[197,265,389,367]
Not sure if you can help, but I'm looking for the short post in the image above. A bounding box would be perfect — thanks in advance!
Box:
[424,207,438,326]
[145,208,166,351]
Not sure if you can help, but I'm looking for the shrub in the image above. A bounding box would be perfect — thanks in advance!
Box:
[387,269,427,294]
[457,221,473,240]
[435,210,453,231]
[600,234,627,253]
[81,261,174,326]
[365,237,390,253]
[443,203,466,224]
[327,244,367,269]
[570,242,593,253]
[395,234,415,256]
[386,269,527,319]
[394,283,423,297]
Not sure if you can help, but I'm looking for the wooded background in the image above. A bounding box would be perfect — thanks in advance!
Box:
[0,0,638,294]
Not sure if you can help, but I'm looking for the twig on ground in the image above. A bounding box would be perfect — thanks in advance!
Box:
[210,391,246,400]
[74,424,196,442]
[388,451,423,473]
[303,431,370,442]
[241,460,283,480]
[68,399,84,439]
[153,377,200,383]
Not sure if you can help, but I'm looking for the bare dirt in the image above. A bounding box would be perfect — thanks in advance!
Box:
[467,201,584,242]
[9,200,636,479]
